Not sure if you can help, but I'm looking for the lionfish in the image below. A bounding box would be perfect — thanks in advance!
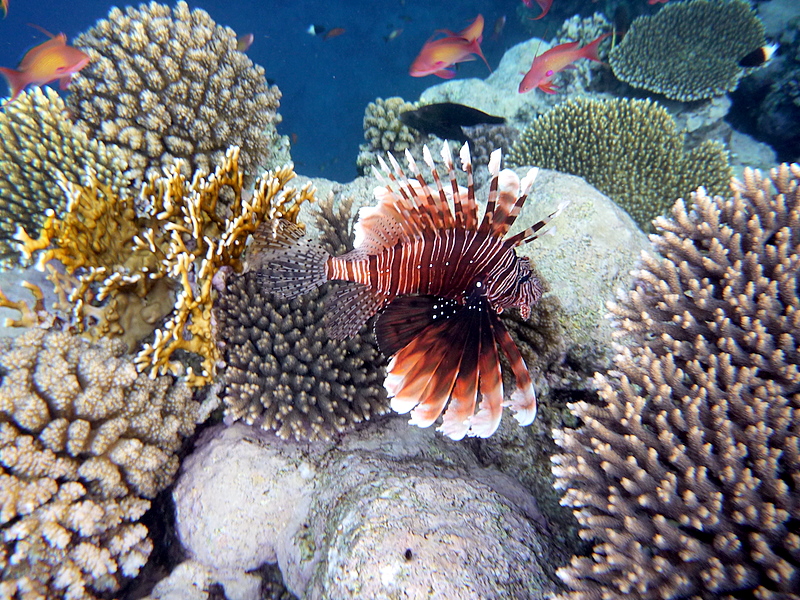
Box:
[251,143,565,439]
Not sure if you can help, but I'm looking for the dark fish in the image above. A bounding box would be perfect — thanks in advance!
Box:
[306,24,325,36]
[739,43,779,68]
[399,103,505,143]
[250,143,568,439]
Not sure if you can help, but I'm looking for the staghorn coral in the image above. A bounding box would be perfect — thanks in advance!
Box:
[356,97,420,174]
[216,193,389,441]
[609,0,765,101]
[15,146,314,386]
[508,97,732,230]
[551,164,800,599]
[0,87,129,264]
[0,328,198,599]
[67,1,282,186]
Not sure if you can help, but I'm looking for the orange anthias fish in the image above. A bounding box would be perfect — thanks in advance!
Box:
[0,34,90,102]
[251,142,567,440]
[518,32,611,93]
[522,0,553,21]
[409,15,491,79]
[2,0,8,18]
[648,0,669,4]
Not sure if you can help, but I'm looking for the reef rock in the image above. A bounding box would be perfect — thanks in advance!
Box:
[173,420,561,600]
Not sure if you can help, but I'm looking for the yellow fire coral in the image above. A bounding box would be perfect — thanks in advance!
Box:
[15,146,316,387]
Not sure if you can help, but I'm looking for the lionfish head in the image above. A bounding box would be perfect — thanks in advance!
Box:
[491,256,543,320]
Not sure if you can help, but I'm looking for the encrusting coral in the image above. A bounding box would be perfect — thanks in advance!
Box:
[356,97,420,174]
[508,97,731,230]
[551,164,800,599]
[216,192,389,441]
[67,0,282,186]
[609,0,765,101]
[0,328,198,599]
[15,146,315,387]
[0,87,129,264]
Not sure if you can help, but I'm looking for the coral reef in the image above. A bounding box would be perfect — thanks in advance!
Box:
[609,0,765,101]
[356,97,420,174]
[16,146,314,386]
[217,192,389,441]
[0,87,129,264]
[508,97,732,230]
[0,328,198,599]
[67,1,282,185]
[552,164,800,599]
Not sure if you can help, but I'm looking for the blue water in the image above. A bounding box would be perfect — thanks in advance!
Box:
[0,0,569,182]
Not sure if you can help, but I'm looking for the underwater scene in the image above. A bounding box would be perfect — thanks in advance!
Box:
[0,0,798,598]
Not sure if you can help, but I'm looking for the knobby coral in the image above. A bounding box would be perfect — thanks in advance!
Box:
[356,97,420,174]
[609,0,765,101]
[508,97,731,230]
[552,165,800,599]
[0,328,198,599]
[216,192,389,441]
[0,87,129,264]
[67,0,282,186]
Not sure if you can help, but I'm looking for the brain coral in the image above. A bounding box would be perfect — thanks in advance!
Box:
[0,328,198,599]
[609,0,765,101]
[67,0,282,185]
[508,97,731,230]
[0,87,129,264]
[552,164,800,599]
[356,97,420,174]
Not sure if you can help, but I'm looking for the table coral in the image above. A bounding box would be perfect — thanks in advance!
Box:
[609,0,765,101]
[0,328,198,599]
[552,164,800,599]
[0,87,129,265]
[508,97,732,230]
[67,0,282,186]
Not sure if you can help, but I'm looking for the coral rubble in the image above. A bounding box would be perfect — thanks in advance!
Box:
[0,329,198,599]
[0,88,129,264]
[552,164,800,599]
[609,0,765,101]
[67,0,282,186]
[508,97,731,230]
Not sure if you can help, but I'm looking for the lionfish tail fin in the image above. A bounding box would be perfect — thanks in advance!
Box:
[249,219,329,299]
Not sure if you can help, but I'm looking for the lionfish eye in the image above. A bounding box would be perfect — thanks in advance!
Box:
[519,273,531,284]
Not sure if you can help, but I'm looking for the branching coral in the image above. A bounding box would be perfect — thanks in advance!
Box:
[551,164,800,599]
[0,328,198,599]
[609,0,765,101]
[15,146,315,386]
[508,97,732,230]
[0,87,129,264]
[67,0,282,186]
[356,97,420,174]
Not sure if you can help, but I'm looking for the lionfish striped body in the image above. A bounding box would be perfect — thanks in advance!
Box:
[251,142,566,439]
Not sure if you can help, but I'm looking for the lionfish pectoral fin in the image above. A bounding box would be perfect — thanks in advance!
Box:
[492,313,537,425]
[250,220,329,299]
[466,308,505,438]
[324,281,386,339]
[374,296,460,356]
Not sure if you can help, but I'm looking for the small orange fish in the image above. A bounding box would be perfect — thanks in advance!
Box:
[1,0,8,18]
[0,34,90,102]
[409,15,491,79]
[648,0,669,4]
[237,33,254,52]
[522,0,553,20]
[518,32,611,94]
[324,27,346,40]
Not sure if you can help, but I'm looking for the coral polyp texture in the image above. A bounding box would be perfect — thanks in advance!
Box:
[551,164,800,599]
[217,193,389,441]
[67,0,282,185]
[609,0,765,101]
[0,328,198,599]
[508,97,731,230]
[357,97,420,173]
[0,87,129,264]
